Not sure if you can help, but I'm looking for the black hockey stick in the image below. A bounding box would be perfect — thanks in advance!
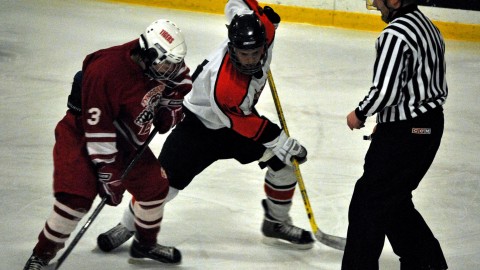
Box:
[49,128,158,270]
[267,70,347,251]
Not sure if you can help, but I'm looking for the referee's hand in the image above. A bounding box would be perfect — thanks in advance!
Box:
[347,110,365,130]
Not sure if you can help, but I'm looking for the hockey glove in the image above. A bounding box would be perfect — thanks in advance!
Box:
[262,6,281,25]
[97,165,125,206]
[67,71,82,115]
[153,98,184,134]
[264,130,307,166]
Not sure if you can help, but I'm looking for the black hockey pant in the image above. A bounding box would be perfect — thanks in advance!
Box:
[159,108,266,190]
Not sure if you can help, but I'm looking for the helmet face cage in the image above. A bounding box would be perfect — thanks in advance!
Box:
[139,19,187,81]
[148,60,183,81]
[227,13,267,75]
[227,43,267,75]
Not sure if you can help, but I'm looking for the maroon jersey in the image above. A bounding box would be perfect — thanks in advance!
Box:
[81,40,191,170]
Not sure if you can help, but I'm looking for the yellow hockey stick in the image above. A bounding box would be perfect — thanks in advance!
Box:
[267,70,346,250]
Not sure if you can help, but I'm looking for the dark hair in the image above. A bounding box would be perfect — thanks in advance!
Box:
[402,0,417,6]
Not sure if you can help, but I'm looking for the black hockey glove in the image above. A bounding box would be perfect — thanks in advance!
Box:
[261,6,280,24]
[67,71,82,115]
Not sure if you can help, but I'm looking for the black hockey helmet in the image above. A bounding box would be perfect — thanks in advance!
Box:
[227,12,267,76]
[228,12,266,50]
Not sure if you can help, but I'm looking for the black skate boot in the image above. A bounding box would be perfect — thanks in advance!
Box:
[129,238,182,264]
[261,199,314,250]
[97,223,134,252]
[23,254,49,270]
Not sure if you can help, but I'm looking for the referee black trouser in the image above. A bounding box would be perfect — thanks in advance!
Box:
[342,107,448,270]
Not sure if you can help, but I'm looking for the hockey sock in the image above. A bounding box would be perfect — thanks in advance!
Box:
[264,166,296,222]
[133,199,165,246]
[33,195,90,260]
[122,187,179,232]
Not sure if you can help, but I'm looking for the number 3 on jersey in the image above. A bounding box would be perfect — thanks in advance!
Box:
[87,107,101,125]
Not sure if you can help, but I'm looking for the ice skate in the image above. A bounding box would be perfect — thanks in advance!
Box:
[261,199,314,250]
[97,223,134,252]
[23,254,49,270]
[129,238,182,265]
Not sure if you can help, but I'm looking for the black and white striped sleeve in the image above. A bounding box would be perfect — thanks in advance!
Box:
[355,9,448,123]
[356,32,410,121]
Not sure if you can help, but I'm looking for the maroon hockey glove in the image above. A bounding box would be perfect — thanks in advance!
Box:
[154,99,184,134]
[97,165,125,206]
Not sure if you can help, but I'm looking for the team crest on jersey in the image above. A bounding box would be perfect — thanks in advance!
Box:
[135,85,165,135]
[141,85,165,107]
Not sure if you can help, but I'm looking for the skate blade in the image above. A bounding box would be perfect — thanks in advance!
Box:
[262,236,314,250]
[128,257,181,266]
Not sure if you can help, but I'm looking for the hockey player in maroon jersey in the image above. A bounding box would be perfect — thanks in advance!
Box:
[23,19,192,269]
[97,0,315,254]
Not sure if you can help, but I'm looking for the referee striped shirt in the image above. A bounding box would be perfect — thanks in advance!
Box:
[356,5,448,123]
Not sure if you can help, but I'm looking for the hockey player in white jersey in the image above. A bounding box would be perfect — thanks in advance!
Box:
[97,0,314,254]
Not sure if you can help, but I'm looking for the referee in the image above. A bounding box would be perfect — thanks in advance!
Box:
[343,0,448,269]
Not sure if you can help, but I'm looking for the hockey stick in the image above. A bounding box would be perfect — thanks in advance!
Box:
[49,128,159,270]
[266,70,346,251]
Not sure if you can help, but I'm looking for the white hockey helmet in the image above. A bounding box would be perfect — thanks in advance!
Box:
[139,19,187,80]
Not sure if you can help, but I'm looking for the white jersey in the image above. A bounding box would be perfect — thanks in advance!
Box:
[184,0,280,143]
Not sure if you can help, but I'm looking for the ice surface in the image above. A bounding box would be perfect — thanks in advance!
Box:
[1,0,479,269]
